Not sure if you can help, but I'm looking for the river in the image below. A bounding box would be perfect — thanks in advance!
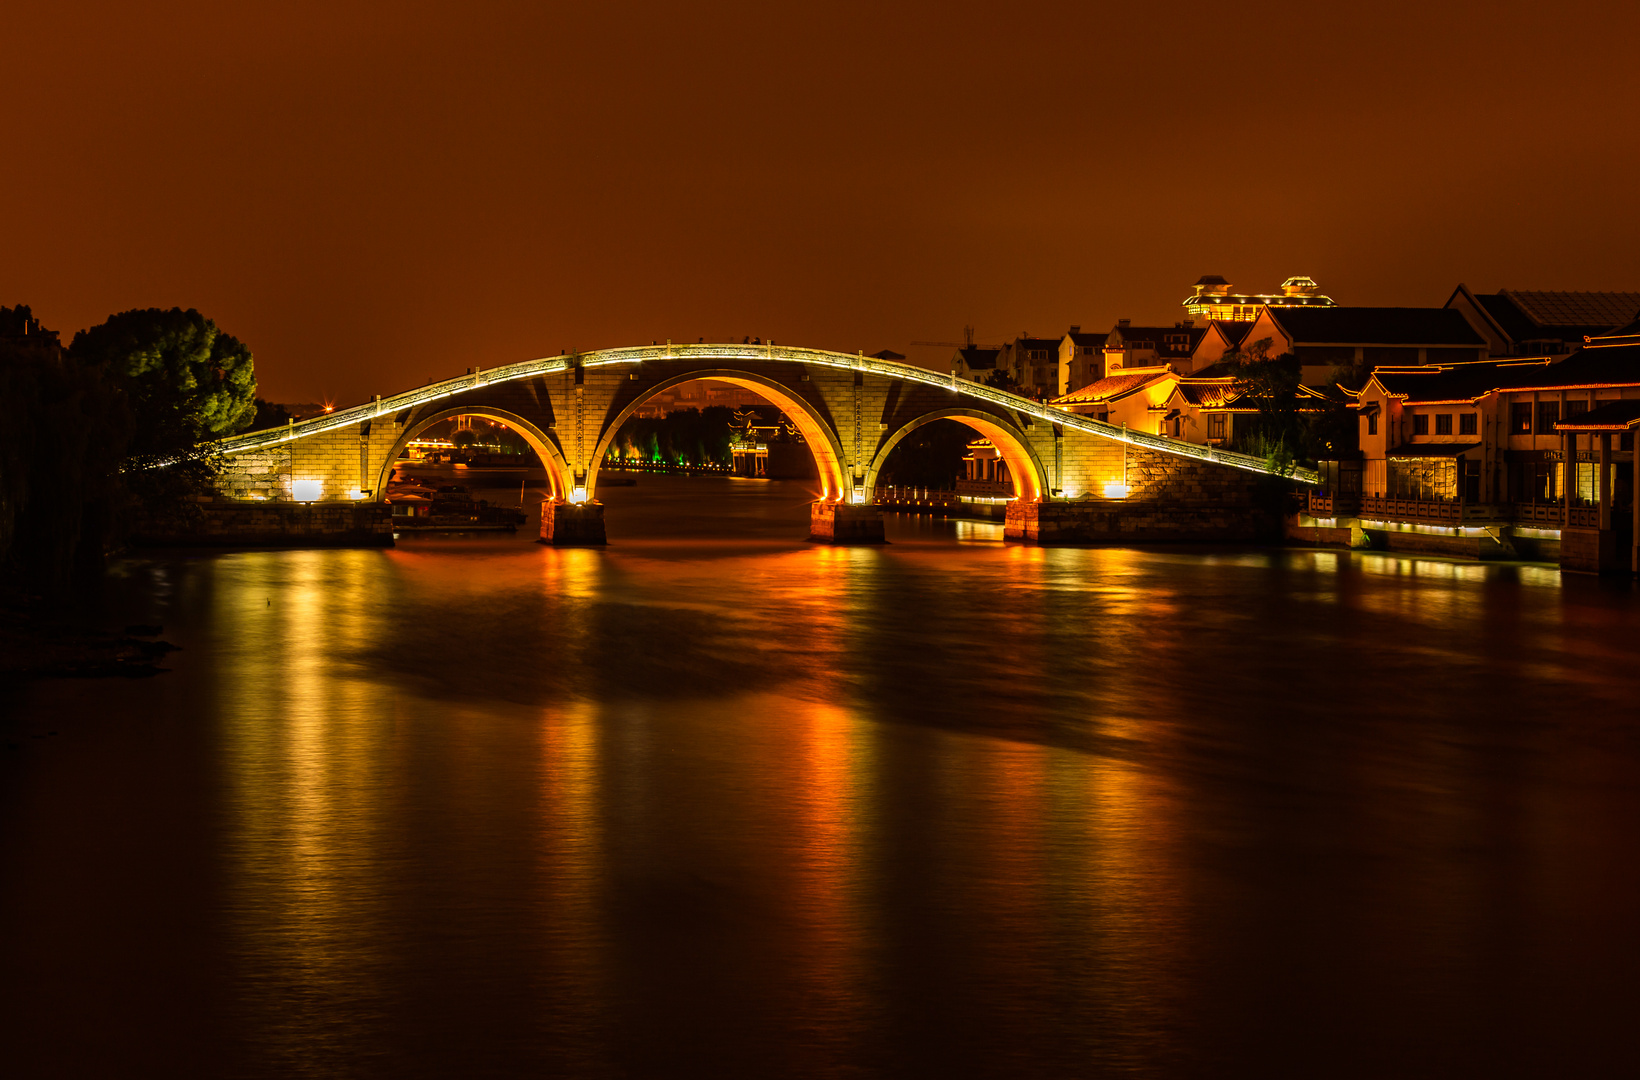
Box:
[4,472,1639,1077]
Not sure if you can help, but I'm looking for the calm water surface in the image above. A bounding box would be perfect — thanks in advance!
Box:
[4,474,1640,1078]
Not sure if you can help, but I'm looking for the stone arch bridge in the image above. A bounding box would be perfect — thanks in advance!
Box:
[214,343,1314,543]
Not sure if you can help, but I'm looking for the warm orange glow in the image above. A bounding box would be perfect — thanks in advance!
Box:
[586,372,848,501]
[381,407,569,500]
[951,416,1043,502]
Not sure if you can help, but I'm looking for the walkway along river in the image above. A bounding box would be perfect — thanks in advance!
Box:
[4,475,1639,1077]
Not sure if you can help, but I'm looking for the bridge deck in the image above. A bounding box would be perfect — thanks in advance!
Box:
[217,343,1317,486]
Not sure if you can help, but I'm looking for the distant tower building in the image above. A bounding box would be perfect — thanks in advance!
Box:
[1183,275,1337,322]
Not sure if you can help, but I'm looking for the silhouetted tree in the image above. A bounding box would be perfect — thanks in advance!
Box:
[71,307,257,447]
[981,369,1018,393]
[1228,336,1351,470]
[0,306,132,583]
[246,397,292,432]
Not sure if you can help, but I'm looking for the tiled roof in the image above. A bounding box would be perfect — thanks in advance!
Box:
[1269,307,1486,346]
[1217,321,1254,346]
[1173,380,1241,408]
[1195,275,1231,287]
[1369,342,1640,401]
[1370,360,1552,403]
[955,346,1000,370]
[1554,399,1640,430]
[1053,370,1165,404]
[868,349,906,360]
[1589,315,1640,345]
[1064,331,1105,346]
[1508,341,1640,389]
[1475,293,1539,340]
[1502,290,1640,330]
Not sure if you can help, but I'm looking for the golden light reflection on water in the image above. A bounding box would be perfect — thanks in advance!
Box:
[534,698,608,1043]
[210,549,398,1067]
[109,485,1636,1074]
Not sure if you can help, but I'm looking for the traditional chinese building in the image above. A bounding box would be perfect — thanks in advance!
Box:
[1245,306,1489,384]
[1183,275,1337,322]
[1445,286,1640,358]
[1313,328,1640,568]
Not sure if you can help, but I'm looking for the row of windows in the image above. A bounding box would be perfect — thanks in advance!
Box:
[1366,413,1478,436]
[1510,400,1591,435]
[1366,401,1615,439]
[1410,413,1479,436]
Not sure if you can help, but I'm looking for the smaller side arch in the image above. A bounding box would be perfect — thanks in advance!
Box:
[865,408,1048,502]
[373,406,573,501]
[587,368,850,501]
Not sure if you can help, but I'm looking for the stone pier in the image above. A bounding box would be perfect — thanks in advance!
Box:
[539,501,607,546]
[809,501,886,544]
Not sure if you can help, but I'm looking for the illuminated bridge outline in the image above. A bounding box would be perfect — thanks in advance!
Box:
[217,342,1318,490]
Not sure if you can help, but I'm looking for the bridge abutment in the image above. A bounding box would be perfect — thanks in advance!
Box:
[809,501,886,544]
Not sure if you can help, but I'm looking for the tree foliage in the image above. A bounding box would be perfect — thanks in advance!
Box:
[981,369,1018,393]
[877,418,975,489]
[2,304,251,587]
[612,406,738,465]
[1228,337,1352,470]
[1,306,131,583]
[71,307,257,445]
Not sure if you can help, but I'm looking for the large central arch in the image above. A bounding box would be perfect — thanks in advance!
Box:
[586,369,850,501]
[374,406,573,500]
[865,408,1048,502]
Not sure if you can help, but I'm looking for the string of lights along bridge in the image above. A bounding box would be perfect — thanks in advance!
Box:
[214,342,1312,544]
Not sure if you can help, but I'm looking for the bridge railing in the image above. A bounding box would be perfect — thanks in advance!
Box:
[214,342,1317,485]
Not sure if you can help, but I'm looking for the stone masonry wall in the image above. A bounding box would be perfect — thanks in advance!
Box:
[1007,444,1278,543]
[131,501,393,547]
[216,448,292,500]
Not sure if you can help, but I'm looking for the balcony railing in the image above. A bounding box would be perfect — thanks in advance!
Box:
[1306,491,1360,517]
[1567,505,1601,529]
[954,479,1015,498]
[874,486,962,508]
[1358,495,1514,525]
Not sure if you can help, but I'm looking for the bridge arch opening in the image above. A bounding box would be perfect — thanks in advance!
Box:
[589,371,849,502]
[866,409,1047,503]
[375,406,573,502]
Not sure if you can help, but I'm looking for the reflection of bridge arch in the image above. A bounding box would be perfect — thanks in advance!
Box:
[587,369,849,501]
[865,409,1047,502]
[375,406,572,499]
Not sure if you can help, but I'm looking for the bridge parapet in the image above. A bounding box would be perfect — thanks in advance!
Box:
[215,343,1316,487]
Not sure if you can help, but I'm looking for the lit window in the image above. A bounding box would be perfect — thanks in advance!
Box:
[1536,401,1559,434]
[1511,403,1532,434]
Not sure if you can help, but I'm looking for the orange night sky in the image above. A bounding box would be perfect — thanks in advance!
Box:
[5,1,1638,405]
